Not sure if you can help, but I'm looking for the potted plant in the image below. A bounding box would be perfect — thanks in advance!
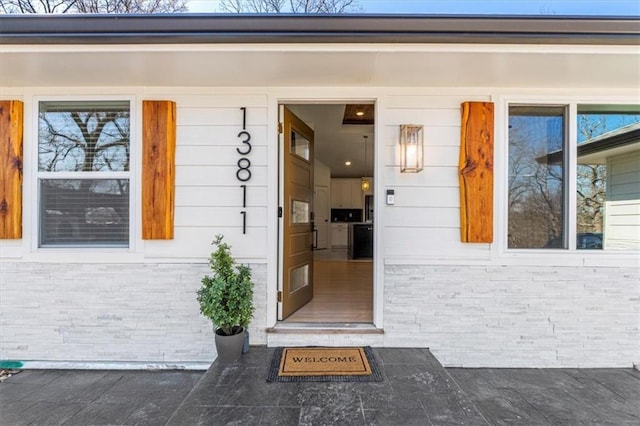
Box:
[197,235,254,363]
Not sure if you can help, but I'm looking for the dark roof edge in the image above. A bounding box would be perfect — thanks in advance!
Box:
[1,14,639,45]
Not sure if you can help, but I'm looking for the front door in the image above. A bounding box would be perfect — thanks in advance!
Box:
[281,106,315,319]
[314,185,329,249]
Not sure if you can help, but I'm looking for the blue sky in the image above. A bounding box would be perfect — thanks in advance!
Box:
[187,0,640,15]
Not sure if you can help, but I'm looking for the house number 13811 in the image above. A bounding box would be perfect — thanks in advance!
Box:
[237,107,252,234]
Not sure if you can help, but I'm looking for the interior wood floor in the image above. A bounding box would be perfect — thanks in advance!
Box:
[284,250,373,323]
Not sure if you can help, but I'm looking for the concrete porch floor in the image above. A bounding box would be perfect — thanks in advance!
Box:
[1,347,638,425]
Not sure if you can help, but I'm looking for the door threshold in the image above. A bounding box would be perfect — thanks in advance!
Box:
[267,322,383,334]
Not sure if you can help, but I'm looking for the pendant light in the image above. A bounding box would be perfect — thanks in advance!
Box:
[361,135,371,192]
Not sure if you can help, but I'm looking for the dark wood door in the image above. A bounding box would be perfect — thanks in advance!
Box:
[281,106,315,319]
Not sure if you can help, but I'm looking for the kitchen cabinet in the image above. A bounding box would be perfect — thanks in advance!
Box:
[330,223,349,248]
[330,179,364,209]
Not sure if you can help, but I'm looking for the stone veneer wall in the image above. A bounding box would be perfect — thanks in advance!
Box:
[2,262,638,368]
[383,264,640,368]
[0,262,267,365]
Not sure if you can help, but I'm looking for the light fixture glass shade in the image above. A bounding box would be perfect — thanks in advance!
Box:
[361,178,370,192]
[400,125,424,173]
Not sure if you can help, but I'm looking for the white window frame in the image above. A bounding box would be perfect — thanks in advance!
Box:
[497,94,640,260]
[32,95,138,253]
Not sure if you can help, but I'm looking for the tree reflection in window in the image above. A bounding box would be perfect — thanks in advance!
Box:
[38,101,131,247]
[508,106,565,249]
[38,101,130,172]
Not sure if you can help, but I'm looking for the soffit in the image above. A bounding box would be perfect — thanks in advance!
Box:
[1,44,639,88]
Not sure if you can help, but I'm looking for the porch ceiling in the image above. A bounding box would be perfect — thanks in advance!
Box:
[1,44,639,88]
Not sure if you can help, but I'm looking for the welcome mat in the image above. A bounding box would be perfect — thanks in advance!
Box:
[267,346,383,382]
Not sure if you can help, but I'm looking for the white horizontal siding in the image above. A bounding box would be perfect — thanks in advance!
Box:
[176,165,268,186]
[177,125,266,146]
[381,145,460,167]
[381,228,490,260]
[608,151,640,201]
[143,227,268,259]
[380,169,460,191]
[177,107,269,126]
[605,151,640,250]
[176,145,268,166]
[604,200,640,250]
[154,94,268,108]
[175,186,268,207]
[379,93,491,262]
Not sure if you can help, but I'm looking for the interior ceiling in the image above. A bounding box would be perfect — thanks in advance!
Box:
[343,104,374,125]
[288,104,374,178]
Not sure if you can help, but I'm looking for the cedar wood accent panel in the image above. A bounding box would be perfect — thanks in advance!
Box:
[142,100,176,240]
[0,100,23,239]
[459,101,494,243]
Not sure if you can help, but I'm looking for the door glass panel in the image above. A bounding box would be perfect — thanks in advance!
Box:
[290,264,309,293]
[291,200,310,224]
[291,129,310,161]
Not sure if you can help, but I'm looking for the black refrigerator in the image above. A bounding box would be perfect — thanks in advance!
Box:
[348,223,374,259]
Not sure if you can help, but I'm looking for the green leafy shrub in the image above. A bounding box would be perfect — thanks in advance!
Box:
[197,235,254,336]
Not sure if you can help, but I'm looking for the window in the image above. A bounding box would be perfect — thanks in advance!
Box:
[38,101,131,247]
[508,103,640,250]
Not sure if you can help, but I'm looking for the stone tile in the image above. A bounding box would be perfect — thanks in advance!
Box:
[122,398,180,426]
[453,368,640,426]
[384,364,460,395]
[362,408,431,425]
[197,363,254,387]
[215,367,280,407]
[21,370,121,404]
[178,384,225,407]
[1,370,63,385]
[238,345,277,366]
[517,385,626,425]
[0,400,42,425]
[279,381,361,409]
[469,396,549,425]
[421,394,488,426]
[3,351,639,426]
[6,401,84,425]
[62,402,137,426]
[353,381,424,410]
[299,404,365,426]
[580,369,640,401]
[0,382,41,402]
[120,376,203,425]
[257,407,301,426]
[374,348,440,367]
[167,405,263,426]
[447,369,553,425]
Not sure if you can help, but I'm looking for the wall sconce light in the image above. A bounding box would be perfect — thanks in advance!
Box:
[399,124,424,173]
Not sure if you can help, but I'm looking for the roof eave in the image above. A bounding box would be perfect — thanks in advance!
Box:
[1,14,639,45]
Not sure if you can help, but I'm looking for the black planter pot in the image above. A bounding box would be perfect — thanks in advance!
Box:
[214,327,245,363]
